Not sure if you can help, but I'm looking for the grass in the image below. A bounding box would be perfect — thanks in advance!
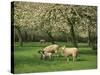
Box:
[14,42,97,74]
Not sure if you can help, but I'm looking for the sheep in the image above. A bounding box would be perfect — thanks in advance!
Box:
[40,39,46,44]
[38,44,59,60]
[60,46,78,62]
[38,50,54,60]
[43,44,59,53]
[42,52,52,60]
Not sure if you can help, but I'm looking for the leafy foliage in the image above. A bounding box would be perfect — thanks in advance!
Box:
[13,2,97,48]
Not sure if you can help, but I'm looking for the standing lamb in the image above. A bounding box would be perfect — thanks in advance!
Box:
[41,52,52,60]
[60,46,78,62]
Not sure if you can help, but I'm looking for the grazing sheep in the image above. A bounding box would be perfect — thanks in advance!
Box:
[43,44,59,53]
[38,44,59,60]
[60,46,78,62]
[40,39,46,44]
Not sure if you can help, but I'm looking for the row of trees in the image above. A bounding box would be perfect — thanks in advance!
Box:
[11,2,97,50]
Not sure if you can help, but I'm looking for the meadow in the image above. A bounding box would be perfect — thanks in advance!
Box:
[14,42,97,74]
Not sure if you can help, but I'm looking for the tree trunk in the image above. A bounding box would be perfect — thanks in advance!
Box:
[88,25,97,50]
[88,25,91,46]
[91,34,97,50]
[62,31,68,42]
[70,24,78,48]
[14,26,23,46]
[67,17,78,48]
[24,31,28,42]
[47,32,55,44]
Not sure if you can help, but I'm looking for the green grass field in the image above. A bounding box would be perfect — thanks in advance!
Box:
[14,42,97,74]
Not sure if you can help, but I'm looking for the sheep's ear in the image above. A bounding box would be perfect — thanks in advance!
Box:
[38,50,41,54]
[62,45,66,49]
[63,45,66,48]
[38,50,42,54]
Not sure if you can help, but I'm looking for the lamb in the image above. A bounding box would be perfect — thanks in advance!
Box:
[38,44,59,60]
[41,52,52,60]
[60,46,78,62]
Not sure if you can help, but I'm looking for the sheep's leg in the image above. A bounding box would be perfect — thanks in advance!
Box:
[72,53,77,62]
[55,50,58,59]
[43,55,47,60]
[55,53,59,60]
[73,56,75,62]
[51,55,53,60]
[52,54,56,60]
[64,55,69,62]
[41,54,45,60]
[40,54,43,60]
[45,56,48,60]
[67,57,69,62]
[49,55,51,60]
[51,55,54,61]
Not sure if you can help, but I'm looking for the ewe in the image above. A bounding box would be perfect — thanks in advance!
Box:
[38,44,59,60]
[60,46,78,62]
[43,44,59,53]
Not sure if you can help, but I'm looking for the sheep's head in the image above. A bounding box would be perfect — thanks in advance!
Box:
[38,49,45,60]
[38,49,44,54]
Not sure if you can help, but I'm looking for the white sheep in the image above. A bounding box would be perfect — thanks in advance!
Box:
[40,39,46,44]
[60,46,78,62]
[43,44,59,53]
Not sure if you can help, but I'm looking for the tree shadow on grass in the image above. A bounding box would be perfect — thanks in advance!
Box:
[79,50,97,55]
[15,45,47,47]
[14,54,78,66]
[14,54,56,66]
[77,58,87,61]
